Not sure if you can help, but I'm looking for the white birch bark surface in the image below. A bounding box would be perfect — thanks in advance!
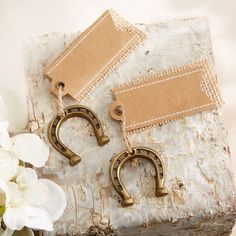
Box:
[23,17,236,235]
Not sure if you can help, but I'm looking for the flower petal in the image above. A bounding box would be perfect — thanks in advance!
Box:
[3,186,53,231]
[23,182,49,207]
[0,180,9,206]
[38,179,67,222]
[6,182,23,207]
[24,206,53,231]
[16,168,37,186]
[3,206,27,231]
[16,168,49,206]
[0,120,12,149]
[11,134,49,167]
[0,150,19,181]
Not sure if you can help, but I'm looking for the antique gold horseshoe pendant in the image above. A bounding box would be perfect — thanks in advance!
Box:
[110,147,168,207]
[48,105,110,166]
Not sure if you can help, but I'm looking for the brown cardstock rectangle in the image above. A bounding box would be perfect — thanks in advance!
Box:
[109,61,222,133]
[43,9,146,102]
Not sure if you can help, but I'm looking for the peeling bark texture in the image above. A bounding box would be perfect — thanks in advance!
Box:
[82,225,119,236]
[23,18,236,235]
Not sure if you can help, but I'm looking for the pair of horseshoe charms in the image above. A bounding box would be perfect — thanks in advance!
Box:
[48,105,168,206]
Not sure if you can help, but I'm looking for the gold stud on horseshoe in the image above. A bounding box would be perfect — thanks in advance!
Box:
[110,147,168,207]
[48,105,110,166]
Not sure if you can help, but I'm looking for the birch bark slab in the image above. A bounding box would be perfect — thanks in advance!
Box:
[23,17,236,235]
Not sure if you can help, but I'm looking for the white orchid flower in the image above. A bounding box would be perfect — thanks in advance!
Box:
[0,120,49,181]
[0,167,66,234]
[0,119,67,235]
[0,97,67,235]
[14,167,67,225]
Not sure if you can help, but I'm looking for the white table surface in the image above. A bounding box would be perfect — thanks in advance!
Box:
[0,0,235,234]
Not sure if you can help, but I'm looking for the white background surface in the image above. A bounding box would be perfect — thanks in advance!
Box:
[0,0,236,234]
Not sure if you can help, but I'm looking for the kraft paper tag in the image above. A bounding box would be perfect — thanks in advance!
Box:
[44,9,146,102]
[109,60,222,133]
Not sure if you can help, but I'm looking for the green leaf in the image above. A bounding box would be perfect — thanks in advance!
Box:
[0,205,5,216]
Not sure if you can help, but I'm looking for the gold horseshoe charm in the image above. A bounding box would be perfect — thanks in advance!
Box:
[110,147,168,207]
[48,105,110,166]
